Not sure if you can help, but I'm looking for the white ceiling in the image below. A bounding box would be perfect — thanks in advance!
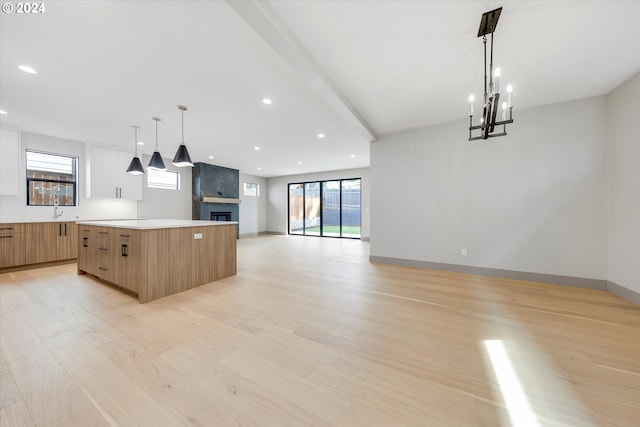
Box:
[1,1,638,178]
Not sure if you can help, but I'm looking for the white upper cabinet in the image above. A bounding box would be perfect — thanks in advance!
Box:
[87,145,142,200]
[0,128,21,196]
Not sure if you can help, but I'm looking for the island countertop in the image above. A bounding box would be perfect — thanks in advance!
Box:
[76,219,237,230]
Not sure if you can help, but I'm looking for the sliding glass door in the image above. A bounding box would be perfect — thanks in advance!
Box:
[289,183,304,235]
[288,178,361,239]
[341,179,361,238]
[322,181,340,237]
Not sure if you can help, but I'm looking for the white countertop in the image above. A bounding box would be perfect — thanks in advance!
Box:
[1,219,77,224]
[76,219,237,230]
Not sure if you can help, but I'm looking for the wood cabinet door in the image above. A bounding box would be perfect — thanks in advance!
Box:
[113,230,141,293]
[25,223,58,264]
[0,224,26,268]
[57,222,77,260]
[77,226,96,274]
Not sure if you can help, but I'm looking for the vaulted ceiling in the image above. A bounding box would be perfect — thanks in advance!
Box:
[1,1,638,177]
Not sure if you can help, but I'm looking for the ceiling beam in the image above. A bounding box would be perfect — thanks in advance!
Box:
[225,0,377,142]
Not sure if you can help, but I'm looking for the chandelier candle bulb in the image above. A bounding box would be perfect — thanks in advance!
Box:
[502,102,508,121]
[468,94,475,116]
[507,84,513,108]
[494,67,501,94]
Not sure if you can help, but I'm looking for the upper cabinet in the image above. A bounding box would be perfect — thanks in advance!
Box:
[87,145,142,200]
[0,129,21,196]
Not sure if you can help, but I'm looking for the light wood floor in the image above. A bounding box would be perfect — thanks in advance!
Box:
[1,236,638,426]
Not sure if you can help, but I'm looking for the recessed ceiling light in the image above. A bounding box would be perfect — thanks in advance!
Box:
[137,141,144,146]
[257,167,262,170]
[254,146,260,151]
[262,98,272,105]
[350,154,356,158]
[317,133,325,138]
[0,110,7,115]
[18,65,37,74]
[209,155,214,159]
[297,161,302,165]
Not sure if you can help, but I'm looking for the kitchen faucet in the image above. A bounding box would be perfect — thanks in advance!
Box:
[53,192,64,219]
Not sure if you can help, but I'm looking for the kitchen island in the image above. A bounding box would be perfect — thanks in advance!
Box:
[76,219,237,303]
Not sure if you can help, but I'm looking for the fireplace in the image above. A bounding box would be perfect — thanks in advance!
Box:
[210,211,232,221]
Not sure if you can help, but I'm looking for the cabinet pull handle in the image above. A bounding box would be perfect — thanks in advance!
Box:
[82,229,90,232]
[82,237,88,247]
[121,244,128,257]
[98,247,108,251]
[0,227,13,230]
[0,235,12,239]
[59,223,62,236]
[98,231,108,235]
[64,223,67,236]
[119,234,131,238]
[98,267,108,272]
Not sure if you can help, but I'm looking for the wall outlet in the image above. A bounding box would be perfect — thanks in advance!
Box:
[461,248,468,256]
[194,233,203,240]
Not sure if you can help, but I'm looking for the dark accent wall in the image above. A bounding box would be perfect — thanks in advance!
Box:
[192,162,239,236]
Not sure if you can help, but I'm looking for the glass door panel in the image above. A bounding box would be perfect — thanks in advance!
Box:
[322,181,340,237]
[304,182,321,235]
[341,179,361,238]
[288,183,304,234]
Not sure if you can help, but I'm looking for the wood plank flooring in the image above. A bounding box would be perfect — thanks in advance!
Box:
[1,235,638,426]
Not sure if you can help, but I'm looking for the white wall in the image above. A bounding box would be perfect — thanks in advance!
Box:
[371,96,608,280]
[266,167,370,239]
[0,131,138,221]
[239,173,267,236]
[137,153,192,220]
[607,73,640,296]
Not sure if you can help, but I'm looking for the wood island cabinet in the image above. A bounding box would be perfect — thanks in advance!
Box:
[0,224,26,268]
[77,220,237,303]
[77,226,95,274]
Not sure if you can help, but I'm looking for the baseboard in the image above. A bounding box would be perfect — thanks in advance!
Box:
[361,236,370,241]
[607,281,640,305]
[264,231,286,235]
[239,231,271,238]
[369,255,608,290]
[0,258,77,273]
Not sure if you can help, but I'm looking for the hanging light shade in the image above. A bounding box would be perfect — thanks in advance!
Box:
[148,116,167,171]
[172,105,194,167]
[126,125,145,175]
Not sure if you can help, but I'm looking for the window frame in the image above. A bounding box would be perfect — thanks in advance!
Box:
[25,150,78,207]
[243,182,260,197]
[146,168,181,190]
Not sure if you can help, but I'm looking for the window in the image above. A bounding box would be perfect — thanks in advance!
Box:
[243,182,259,196]
[147,169,180,190]
[26,150,77,206]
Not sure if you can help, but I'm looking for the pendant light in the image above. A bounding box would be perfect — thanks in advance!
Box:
[148,116,166,171]
[126,125,145,175]
[172,105,194,167]
[467,7,515,141]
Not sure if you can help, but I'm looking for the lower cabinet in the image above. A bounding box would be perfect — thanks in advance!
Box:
[0,224,26,268]
[79,226,139,294]
[77,226,96,274]
[77,223,237,303]
[25,222,77,264]
[0,222,76,269]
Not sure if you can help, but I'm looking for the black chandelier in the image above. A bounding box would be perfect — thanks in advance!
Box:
[468,7,514,141]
